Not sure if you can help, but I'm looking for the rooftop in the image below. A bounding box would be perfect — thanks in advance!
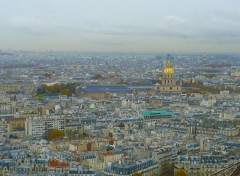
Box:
[143,110,173,117]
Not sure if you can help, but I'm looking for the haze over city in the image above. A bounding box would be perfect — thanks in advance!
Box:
[1,1,240,176]
[1,0,240,53]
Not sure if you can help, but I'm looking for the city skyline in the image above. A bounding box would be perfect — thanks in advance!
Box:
[1,0,240,53]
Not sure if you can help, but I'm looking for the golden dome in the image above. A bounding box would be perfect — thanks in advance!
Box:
[164,60,174,74]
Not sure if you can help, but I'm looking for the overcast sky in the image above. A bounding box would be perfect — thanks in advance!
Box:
[0,0,240,53]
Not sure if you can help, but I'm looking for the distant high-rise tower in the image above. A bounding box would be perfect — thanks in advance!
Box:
[156,55,162,60]
[167,54,174,61]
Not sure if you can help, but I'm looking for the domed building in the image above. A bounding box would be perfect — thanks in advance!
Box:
[164,60,175,74]
[155,60,181,93]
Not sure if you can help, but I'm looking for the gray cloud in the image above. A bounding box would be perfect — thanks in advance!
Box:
[7,16,78,36]
[80,16,240,44]
[6,14,240,44]
[1,0,240,52]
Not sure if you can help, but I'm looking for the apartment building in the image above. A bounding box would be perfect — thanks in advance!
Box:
[25,116,65,138]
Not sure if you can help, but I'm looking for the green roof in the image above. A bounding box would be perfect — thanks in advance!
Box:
[142,110,173,117]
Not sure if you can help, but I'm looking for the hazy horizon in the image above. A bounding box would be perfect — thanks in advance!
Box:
[1,0,240,53]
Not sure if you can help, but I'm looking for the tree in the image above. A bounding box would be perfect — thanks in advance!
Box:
[42,83,61,92]
[116,81,127,85]
[186,89,198,94]
[174,169,186,176]
[36,87,46,95]
[132,173,142,176]
[36,82,78,98]
[203,74,216,78]
[87,142,92,151]
[95,73,102,79]
[47,129,65,141]
[161,163,174,176]
[43,73,53,78]
[37,94,45,101]
[60,89,71,96]
[118,122,125,128]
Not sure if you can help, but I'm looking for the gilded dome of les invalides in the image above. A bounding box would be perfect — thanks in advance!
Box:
[164,60,174,74]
